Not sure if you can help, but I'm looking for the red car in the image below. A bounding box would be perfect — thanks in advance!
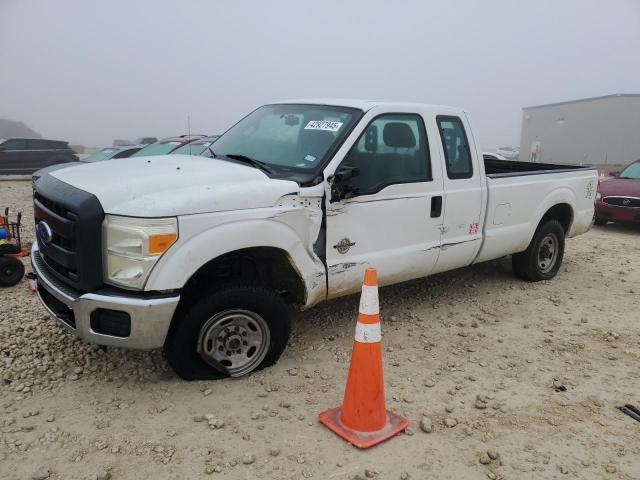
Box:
[594,160,640,225]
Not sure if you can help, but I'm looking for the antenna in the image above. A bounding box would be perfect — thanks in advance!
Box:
[187,115,192,155]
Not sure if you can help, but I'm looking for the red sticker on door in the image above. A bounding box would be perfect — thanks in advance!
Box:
[468,223,479,235]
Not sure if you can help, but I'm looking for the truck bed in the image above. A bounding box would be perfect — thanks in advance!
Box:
[475,162,598,265]
[484,157,595,178]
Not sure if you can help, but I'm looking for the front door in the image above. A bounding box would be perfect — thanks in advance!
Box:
[325,112,444,298]
[0,138,28,173]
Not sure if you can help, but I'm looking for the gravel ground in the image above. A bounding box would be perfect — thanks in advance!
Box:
[1,179,639,480]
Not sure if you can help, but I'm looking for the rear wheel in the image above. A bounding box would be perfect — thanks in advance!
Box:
[0,256,25,287]
[165,285,292,380]
[512,219,565,282]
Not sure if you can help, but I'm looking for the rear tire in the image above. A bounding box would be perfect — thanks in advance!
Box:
[165,285,292,380]
[512,219,565,282]
[0,256,25,287]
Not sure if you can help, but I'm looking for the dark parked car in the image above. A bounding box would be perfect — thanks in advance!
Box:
[130,135,207,157]
[169,136,219,156]
[81,145,144,163]
[595,160,640,225]
[0,138,78,174]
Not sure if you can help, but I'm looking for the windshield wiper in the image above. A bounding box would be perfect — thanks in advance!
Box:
[223,154,274,174]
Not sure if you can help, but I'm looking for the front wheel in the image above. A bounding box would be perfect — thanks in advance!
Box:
[512,219,565,282]
[593,217,608,226]
[165,286,292,380]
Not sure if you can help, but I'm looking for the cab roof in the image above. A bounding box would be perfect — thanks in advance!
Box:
[272,98,463,113]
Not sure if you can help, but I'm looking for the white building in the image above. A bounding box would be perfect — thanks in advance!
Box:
[519,94,640,166]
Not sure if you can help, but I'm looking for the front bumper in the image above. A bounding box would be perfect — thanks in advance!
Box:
[595,202,640,223]
[31,244,179,349]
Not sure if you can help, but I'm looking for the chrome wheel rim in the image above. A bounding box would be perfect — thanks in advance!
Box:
[537,233,559,274]
[197,309,270,377]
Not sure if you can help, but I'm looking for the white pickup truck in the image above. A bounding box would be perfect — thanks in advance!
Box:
[31,100,598,379]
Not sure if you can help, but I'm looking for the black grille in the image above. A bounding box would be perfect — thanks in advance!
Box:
[603,196,640,208]
[33,174,104,291]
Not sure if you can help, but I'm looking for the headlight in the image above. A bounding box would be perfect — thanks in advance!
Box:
[596,192,602,201]
[104,215,177,289]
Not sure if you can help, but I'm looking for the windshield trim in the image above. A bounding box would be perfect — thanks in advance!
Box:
[212,103,364,185]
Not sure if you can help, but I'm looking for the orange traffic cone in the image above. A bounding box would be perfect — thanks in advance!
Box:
[319,268,409,448]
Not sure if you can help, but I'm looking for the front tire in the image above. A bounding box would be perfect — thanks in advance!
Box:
[512,219,565,282]
[593,217,607,226]
[165,286,292,380]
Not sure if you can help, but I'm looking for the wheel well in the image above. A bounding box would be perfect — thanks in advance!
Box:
[175,247,305,314]
[541,203,573,233]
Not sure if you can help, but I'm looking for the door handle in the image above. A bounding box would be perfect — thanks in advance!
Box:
[430,196,442,218]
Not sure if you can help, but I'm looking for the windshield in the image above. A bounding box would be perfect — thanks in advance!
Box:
[131,141,181,157]
[619,161,640,179]
[170,141,213,156]
[82,148,119,163]
[212,104,360,170]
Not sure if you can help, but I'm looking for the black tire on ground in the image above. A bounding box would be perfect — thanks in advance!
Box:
[512,219,565,282]
[593,218,608,226]
[0,256,25,287]
[164,285,292,380]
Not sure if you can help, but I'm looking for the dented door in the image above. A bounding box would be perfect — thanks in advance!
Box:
[325,112,444,298]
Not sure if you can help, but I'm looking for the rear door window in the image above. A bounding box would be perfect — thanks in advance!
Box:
[437,116,473,179]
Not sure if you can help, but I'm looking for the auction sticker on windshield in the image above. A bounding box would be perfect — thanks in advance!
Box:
[304,120,343,132]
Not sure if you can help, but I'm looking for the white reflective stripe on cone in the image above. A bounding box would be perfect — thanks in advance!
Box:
[354,321,382,343]
[359,285,379,315]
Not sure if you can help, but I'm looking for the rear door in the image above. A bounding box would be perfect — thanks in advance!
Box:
[431,114,484,273]
[325,110,444,298]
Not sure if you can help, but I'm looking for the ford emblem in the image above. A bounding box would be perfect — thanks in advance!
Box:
[36,221,53,246]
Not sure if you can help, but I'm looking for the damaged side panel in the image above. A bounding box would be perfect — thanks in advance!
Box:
[269,190,327,308]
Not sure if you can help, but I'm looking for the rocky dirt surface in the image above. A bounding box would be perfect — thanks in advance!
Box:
[1,179,639,480]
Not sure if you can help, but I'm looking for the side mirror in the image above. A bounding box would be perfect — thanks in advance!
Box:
[328,165,359,202]
[609,171,620,177]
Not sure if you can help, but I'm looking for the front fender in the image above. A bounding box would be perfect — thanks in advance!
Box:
[145,213,326,307]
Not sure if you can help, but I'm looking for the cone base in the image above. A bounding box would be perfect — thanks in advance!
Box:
[318,406,409,449]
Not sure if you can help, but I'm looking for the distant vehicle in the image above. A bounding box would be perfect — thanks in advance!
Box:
[0,138,78,174]
[112,139,132,146]
[483,152,507,161]
[130,135,206,157]
[594,159,640,225]
[169,136,220,157]
[496,146,519,160]
[82,145,144,163]
[133,137,158,145]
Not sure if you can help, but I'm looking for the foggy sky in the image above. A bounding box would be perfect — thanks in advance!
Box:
[1,0,639,149]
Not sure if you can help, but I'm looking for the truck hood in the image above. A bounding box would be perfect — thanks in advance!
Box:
[48,155,300,216]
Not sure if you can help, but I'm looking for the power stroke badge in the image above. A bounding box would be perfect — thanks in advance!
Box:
[333,238,356,254]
